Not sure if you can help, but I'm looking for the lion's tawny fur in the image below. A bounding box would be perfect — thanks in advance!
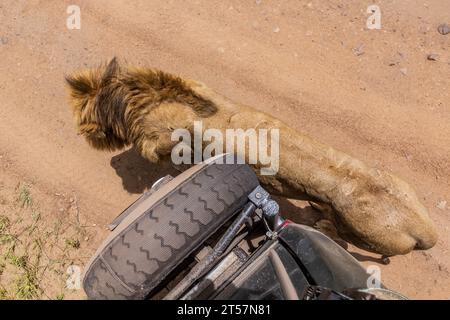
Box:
[66,58,438,256]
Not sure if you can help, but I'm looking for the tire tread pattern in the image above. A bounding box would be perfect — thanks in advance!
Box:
[83,162,258,299]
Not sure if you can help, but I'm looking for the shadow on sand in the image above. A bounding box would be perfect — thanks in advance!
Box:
[110,148,179,194]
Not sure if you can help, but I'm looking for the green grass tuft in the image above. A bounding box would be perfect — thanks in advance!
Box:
[55,293,65,300]
[15,270,40,300]
[65,238,80,249]
[0,286,8,300]
[18,185,32,208]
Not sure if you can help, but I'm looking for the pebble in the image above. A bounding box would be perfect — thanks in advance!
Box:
[427,53,439,61]
[352,44,364,56]
[255,0,262,5]
[0,37,7,45]
[437,23,450,35]
[388,56,401,66]
[436,200,447,210]
[400,68,408,75]
[273,26,280,33]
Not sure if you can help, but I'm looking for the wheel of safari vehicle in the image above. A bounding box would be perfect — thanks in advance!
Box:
[82,154,259,299]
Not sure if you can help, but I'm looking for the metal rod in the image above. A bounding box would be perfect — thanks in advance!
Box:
[181,250,241,300]
[164,202,256,300]
[269,250,299,300]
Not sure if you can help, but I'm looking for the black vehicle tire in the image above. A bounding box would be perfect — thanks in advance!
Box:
[82,155,259,299]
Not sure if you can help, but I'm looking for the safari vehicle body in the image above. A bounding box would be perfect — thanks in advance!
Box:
[82,154,405,300]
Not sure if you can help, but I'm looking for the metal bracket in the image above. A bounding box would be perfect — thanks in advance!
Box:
[248,185,284,231]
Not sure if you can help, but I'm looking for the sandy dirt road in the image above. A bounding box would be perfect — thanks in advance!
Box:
[0,0,449,299]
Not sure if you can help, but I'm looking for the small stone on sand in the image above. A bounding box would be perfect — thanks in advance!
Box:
[352,44,365,56]
[427,53,439,61]
[437,23,450,35]
[436,200,447,210]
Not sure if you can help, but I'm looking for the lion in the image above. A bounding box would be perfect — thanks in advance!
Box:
[65,58,438,257]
